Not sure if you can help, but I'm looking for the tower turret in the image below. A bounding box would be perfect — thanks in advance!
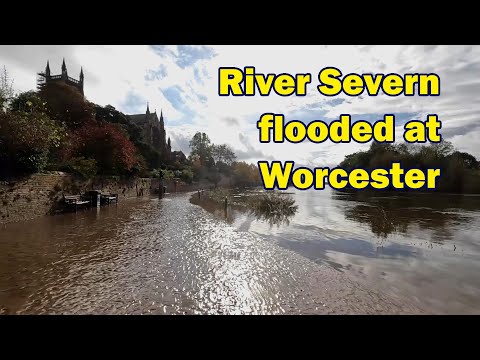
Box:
[61,58,67,79]
[45,61,51,78]
[39,58,84,96]
[160,109,164,128]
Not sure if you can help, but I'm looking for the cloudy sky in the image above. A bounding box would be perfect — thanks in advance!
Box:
[1,45,479,166]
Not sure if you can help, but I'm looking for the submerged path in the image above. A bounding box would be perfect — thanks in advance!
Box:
[0,194,425,314]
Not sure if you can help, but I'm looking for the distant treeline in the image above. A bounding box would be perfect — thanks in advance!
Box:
[339,142,480,193]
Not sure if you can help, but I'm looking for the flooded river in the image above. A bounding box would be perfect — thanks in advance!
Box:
[1,189,479,314]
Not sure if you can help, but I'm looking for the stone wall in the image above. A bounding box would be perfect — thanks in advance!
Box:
[0,173,161,225]
[0,172,229,224]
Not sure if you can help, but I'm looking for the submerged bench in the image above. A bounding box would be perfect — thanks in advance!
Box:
[101,193,118,205]
[63,194,91,212]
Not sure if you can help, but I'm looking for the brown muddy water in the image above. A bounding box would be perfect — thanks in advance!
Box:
[0,189,479,314]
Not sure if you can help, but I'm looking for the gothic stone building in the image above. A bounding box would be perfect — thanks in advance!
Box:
[38,59,186,164]
[37,58,84,95]
[127,105,173,162]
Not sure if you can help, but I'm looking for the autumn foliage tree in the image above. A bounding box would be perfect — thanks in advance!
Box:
[72,122,139,175]
[232,161,261,188]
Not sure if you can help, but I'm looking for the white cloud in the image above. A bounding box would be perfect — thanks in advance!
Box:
[1,45,479,164]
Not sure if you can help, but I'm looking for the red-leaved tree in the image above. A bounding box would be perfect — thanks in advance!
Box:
[72,122,139,174]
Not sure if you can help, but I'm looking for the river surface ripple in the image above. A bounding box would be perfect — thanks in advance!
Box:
[0,193,424,314]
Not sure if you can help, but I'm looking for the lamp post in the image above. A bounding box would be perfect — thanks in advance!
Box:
[158,171,163,199]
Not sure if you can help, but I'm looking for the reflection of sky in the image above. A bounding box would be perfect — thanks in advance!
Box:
[233,187,480,313]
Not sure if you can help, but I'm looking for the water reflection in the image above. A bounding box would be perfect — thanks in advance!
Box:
[332,190,478,242]
[191,192,298,228]
[0,194,419,314]
[247,204,297,227]
[240,188,480,313]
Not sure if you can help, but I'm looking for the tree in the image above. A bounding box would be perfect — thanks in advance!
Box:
[451,151,480,170]
[232,161,261,188]
[207,168,222,188]
[39,82,95,129]
[95,104,143,144]
[337,139,480,193]
[160,169,175,180]
[181,167,194,184]
[72,122,139,175]
[189,132,212,166]
[9,90,48,113]
[0,66,14,112]
[211,144,237,166]
[95,103,163,170]
[0,106,63,176]
[430,140,454,158]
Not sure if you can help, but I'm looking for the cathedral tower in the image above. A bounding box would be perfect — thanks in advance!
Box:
[37,59,84,95]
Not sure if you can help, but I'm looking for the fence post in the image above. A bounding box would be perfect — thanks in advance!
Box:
[224,196,228,218]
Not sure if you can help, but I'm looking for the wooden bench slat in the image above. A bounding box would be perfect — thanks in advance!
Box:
[64,194,90,205]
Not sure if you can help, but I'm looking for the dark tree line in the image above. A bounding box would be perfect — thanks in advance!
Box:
[339,141,480,193]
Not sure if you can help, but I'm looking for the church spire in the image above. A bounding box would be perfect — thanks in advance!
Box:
[160,109,164,127]
[168,137,171,148]
[61,58,67,79]
[146,102,150,115]
[45,60,50,77]
[79,67,84,82]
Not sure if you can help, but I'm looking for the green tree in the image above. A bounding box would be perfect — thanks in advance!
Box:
[0,107,63,176]
[451,151,480,170]
[337,139,480,193]
[160,169,175,180]
[211,144,237,166]
[189,132,212,166]
[181,167,194,184]
[0,66,14,112]
[9,90,48,113]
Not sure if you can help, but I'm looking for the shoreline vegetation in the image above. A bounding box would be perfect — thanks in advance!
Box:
[190,188,298,226]
[338,142,480,194]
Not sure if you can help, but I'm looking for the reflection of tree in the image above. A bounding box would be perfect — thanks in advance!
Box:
[191,191,298,227]
[333,190,477,241]
[345,204,409,238]
[247,193,298,228]
[248,203,297,228]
